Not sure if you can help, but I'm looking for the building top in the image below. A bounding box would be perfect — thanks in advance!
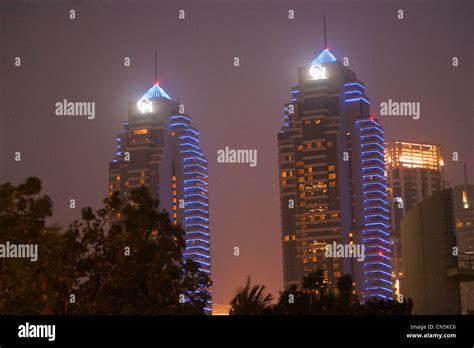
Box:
[141,82,171,100]
[386,140,444,170]
[310,48,337,65]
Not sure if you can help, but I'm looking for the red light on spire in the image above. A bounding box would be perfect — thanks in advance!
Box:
[369,116,375,120]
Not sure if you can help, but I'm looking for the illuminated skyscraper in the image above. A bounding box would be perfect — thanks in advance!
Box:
[385,140,444,292]
[109,82,211,312]
[278,47,393,300]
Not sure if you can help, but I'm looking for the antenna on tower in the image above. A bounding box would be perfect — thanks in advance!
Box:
[154,51,158,83]
[323,15,327,49]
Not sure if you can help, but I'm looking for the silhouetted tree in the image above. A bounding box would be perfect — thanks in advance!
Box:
[0,178,210,314]
[264,270,413,315]
[229,277,273,315]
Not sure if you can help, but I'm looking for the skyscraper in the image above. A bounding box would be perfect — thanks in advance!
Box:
[385,140,444,292]
[278,47,393,300]
[109,81,211,312]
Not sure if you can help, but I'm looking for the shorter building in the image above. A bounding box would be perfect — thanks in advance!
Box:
[454,172,474,314]
[385,140,444,295]
[212,304,231,316]
[401,189,460,314]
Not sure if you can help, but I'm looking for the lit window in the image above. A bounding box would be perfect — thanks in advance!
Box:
[172,176,177,182]
[133,129,148,135]
[462,191,469,209]
[315,119,321,124]
[329,173,336,179]
[281,171,287,178]
[327,141,333,147]
[284,235,290,241]
[330,181,336,187]
[291,235,296,241]
[308,167,313,173]
[328,165,335,171]
[316,142,322,148]
[306,143,312,149]
[172,183,176,189]
[116,176,121,181]
[139,178,145,185]
[297,145,303,152]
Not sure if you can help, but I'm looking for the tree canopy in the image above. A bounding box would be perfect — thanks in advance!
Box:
[0,177,210,315]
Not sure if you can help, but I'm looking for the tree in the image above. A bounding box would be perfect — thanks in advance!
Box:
[0,178,211,315]
[229,277,273,315]
[269,270,413,315]
[362,297,413,315]
[0,177,70,314]
[67,186,211,314]
[335,274,360,314]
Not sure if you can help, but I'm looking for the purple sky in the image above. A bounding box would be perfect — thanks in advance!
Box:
[1,0,472,305]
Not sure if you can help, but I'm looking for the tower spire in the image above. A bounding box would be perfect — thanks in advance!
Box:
[323,15,327,49]
[154,51,157,83]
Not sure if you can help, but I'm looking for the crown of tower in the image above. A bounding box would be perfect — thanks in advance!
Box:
[310,49,337,65]
[141,83,171,100]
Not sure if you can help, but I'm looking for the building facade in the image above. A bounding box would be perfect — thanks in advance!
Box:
[454,167,474,314]
[385,141,444,293]
[401,189,460,314]
[278,48,393,300]
[109,82,211,311]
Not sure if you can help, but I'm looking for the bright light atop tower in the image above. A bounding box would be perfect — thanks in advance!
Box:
[309,64,327,80]
[137,97,152,113]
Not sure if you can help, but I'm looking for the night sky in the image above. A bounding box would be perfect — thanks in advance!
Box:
[1,0,472,305]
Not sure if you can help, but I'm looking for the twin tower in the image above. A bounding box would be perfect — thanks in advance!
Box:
[108,46,394,310]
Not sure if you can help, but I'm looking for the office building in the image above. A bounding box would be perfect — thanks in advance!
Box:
[278,46,393,300]
[109,81,211,311]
